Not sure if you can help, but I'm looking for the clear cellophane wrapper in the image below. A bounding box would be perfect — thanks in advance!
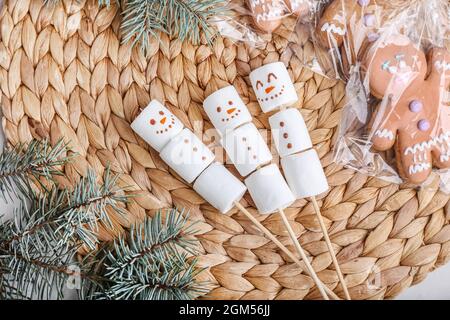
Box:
[214,1,321,53]
[334,0,450,192]
[311,0,408,80]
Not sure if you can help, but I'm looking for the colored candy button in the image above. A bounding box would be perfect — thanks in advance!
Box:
[409,100,423,113]
[418,119,430,132]
[364,14,375,27]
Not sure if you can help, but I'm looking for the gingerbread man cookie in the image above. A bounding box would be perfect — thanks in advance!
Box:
[248,0,311,32]
[365,35,450,184]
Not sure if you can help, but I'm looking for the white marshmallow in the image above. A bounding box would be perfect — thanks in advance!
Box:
[131,100,184,152]
[203,86,253,136]
[159,129,215,183]
[249,62,298,113]
[245,164,295,215]
[221,123,273,177]
[193,162,247,213]
[281,149,329,199]
[269,108,312,157]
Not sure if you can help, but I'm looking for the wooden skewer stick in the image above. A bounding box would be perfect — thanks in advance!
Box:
[311,196,351,300]
[277,207,329,300]
[233,202,339,300]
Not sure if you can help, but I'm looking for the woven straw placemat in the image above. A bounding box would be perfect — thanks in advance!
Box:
[1,0,449,300]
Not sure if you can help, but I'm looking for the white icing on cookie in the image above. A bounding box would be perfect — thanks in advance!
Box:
[435,60,450,72]
[409,162,431,175]
[404,132,450,156]
[320,22,345,36]
[375,129,394,140]
[290,0,308,11]
[255,8,284,22]
[441,151,450,163]
[332,12,346,24]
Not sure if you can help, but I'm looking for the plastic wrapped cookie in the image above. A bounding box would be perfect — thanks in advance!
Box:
[249,62,298,113]
[159,129,215,183]
[315,0,386,78]
[131,100,184,152]
[248,0,312,33]
[203,86,252,136]
[365,35,450,184]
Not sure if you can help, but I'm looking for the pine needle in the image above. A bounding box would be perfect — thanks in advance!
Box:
[0,139,69,201]
[83,209,207,300]
[0,164,128,299]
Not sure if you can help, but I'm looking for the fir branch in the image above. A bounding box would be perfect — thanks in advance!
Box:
[0,168,128,300]
[0,139,69,200]
[61,168,129,247]
[84,209,206,300]
[0,169,128,253]
[121,0,230,52]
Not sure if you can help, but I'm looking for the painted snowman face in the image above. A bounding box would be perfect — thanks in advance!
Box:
[159,128,215,183]
[150,110,177,135]
[250,62,298,113]
[203,86,252,136]
[130,100,184,152]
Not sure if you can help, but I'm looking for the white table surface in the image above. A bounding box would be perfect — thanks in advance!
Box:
[1,127,449,300]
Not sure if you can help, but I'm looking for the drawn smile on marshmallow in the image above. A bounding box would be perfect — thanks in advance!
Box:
[255,72,285,102]
[217,100,242,122]
[149,110,177,134]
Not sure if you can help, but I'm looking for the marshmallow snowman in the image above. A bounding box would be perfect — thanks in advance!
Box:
[130,100,184,152]
[204,88,295,214]
[203,86,253,136]
[249,62,298,113]
[250,63,330,199]
[131,100,248,214]
[159,128,215,183]
[221,123,273,177]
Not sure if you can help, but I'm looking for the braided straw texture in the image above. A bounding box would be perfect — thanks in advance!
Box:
[1,0,450,300]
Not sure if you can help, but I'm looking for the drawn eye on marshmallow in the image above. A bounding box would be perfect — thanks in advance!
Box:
[256,80,264,90]
[267,72,277,82]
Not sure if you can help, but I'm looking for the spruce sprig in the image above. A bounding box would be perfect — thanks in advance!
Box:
[85,210,206,300]
[121,0,229,51]
[0,139,69,200]
[0,168,128,300]
[0,139,204,300]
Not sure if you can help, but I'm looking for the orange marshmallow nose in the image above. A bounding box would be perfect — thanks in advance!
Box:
[227,108,236,114]
[160,117,167,124]
[265,86,275,94]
